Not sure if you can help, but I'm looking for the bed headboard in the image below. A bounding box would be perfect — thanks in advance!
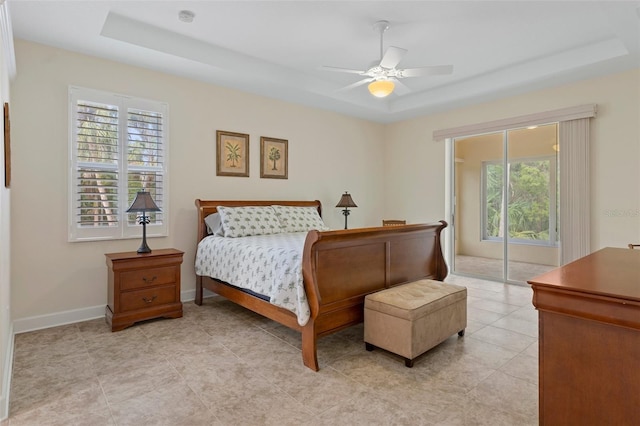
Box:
[195,199,323,242]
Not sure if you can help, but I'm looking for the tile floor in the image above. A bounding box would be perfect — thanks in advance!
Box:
[454,255,555,283]
[3,275,539,425]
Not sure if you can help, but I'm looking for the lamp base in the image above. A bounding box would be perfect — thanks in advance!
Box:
[342,208,350,230]
[137,245,152,254]
[136,221,152,254]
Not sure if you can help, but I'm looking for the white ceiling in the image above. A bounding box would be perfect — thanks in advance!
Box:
[8,0,640,123]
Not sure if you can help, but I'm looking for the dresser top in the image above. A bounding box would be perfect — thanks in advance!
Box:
[528,247,640,302]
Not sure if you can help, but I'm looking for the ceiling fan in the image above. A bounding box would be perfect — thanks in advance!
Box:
[322,20,453,98]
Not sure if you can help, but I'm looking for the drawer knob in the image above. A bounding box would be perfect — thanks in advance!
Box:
[142,295,157,304]
[143,276,157,284]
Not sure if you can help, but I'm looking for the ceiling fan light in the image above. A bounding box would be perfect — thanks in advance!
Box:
[368,80,395,98]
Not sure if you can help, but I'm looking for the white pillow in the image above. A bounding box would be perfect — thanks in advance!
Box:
[272,205,330,233]
[217,206,283,238]
[204,213,224,236]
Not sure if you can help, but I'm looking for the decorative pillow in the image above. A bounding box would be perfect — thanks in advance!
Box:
[204,213,224,236]
[272,205,330,233]
[217,206,283,238]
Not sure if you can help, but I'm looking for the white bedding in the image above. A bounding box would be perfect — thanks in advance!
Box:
[194,232,310,326]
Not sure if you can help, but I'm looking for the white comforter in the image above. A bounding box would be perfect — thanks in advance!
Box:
[195,232,310,326]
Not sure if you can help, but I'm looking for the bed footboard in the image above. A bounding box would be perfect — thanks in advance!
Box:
[299,222,447,370]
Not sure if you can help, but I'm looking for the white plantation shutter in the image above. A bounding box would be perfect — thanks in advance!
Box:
[126,108,164,227]
[69,87,169,241]
[75,100,119,229]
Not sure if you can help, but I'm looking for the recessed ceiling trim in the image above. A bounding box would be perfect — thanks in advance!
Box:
[390,37,628,114]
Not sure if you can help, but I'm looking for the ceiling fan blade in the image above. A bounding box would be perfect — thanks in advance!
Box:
[391,79,411,96]
[379,46,407,69]
[321,66,365,75]
[399,65,453,78]
[336,78,374,92]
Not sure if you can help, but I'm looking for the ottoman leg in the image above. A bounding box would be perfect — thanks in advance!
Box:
[404,358,414,368]
[458,329,465,337]
[365,342,375,352]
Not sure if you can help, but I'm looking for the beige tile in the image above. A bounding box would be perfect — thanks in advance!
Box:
[433,397,537,425]
[462,319,486,335]
[466,307,505,325]
[442,336,520,370]
[523,341,539,358]
[9,354,97,412]
[108,381,217,426]
[312,388,434,425]
[469,325,537,352]
[76,317,113,339]
[98,359,184,405]
[177,360,312,424]
[7,276,540,424]
[9,380,111,425]
[468,370,538,419]
[491,314,539,338]
[469,299,521,315]
[499,352,538,385]
[84,333,167,376]
[261,364,367,415]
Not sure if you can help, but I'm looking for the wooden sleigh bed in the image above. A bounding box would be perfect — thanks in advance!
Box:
[194,199,448,371]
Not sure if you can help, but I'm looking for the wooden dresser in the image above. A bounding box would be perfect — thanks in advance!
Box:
[528,247,640,425]
[106,248,184,332]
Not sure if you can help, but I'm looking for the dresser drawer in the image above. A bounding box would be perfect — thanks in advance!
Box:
[119,285,177,312]
[120,266,177,291]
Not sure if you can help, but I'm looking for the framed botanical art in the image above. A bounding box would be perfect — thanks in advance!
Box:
[216,130,249,177]
[260,136,288,179]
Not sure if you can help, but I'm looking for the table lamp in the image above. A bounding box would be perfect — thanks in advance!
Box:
[126,191,161,253]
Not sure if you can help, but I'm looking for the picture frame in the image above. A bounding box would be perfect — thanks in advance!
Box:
[260,136,288,179]
[4,102,10,188]
[216,130,249,177]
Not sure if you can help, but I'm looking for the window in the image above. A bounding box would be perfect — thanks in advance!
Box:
[482,155,557,246]
[69,87,168,242]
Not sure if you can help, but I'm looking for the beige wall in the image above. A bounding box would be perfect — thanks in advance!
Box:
[9,40,385,321]
[8,39,640,325]
[384,68,640,255]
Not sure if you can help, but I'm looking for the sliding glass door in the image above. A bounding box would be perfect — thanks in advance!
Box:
[451,124,560,283]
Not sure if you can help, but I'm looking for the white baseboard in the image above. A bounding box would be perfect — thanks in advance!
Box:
[13,305,105,334]
[1,322,14,421]
[12,289,205,335]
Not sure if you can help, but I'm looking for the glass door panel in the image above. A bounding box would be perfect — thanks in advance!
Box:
[452,132,504,281]
[506,125,560,282]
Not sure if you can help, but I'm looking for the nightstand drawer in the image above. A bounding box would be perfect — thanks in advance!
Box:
[119,285,177,312]
[106,248,184,331]
[120,266,177,291]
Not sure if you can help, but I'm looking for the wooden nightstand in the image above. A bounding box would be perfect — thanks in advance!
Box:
[105,248,184,332]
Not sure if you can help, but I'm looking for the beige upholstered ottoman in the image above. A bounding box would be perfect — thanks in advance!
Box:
[364,279,467,367]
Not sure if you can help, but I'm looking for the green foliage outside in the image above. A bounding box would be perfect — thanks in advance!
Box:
[485,159,552,241]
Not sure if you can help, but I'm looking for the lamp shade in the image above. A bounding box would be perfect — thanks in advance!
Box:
[126,191,161,213]
[336,192,357,208]
[368,79,395,98]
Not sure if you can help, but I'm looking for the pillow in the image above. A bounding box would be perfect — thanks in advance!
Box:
[272,205,330,233]
[217,206,283,238]
[204,213,224,236]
